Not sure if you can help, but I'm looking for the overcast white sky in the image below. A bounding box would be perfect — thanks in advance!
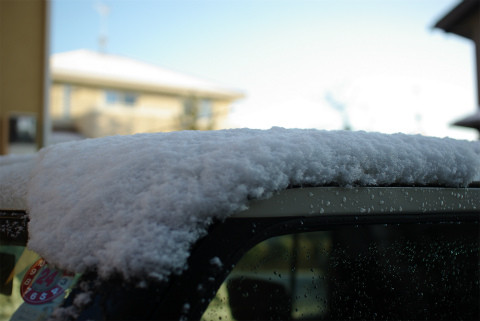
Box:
[51,0,478,140]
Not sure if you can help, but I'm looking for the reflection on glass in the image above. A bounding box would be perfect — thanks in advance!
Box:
[202,222,479,320]
[0,247,39,321]
[8,115,37,154]
[0,246,80,321]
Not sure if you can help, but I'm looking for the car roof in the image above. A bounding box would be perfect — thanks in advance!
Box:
[233,186,480,218]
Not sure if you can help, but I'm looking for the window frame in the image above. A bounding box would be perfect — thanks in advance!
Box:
[152,211,479,320]
[151,186,480,320]
[104,89,138,107]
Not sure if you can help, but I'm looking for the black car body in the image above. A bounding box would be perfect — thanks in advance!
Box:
[1,185,479,320]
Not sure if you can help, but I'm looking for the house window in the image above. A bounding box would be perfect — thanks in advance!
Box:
[63,84,71,119]
[105,90,138,106]
[7,114,37,154]
[182,97,213,129]
[8,115,36,143]
[183,97,195,115]
[199,99,212,119]
[123,93,137,105]
[183,98,212,118]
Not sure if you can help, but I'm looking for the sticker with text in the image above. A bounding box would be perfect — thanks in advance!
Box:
[20,258,74,305]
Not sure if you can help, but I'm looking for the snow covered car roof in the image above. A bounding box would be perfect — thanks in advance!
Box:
[1,128,479,281]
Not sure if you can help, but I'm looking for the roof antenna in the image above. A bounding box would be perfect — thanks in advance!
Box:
[95,1,110,53]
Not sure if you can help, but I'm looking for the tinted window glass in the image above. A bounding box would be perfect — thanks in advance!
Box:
[0,246,39,320]
[0,246,80,321]
[202,222,479,320]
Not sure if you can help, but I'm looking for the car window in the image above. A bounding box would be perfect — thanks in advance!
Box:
[202,221,479,320]
[0,246,39,321]
[0,247,80,321]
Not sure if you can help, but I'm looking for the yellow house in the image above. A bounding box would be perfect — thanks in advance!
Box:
[50,50,244,138]
[0,0,48,155]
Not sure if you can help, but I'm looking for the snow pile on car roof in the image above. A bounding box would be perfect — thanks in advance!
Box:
[22,128,480,280]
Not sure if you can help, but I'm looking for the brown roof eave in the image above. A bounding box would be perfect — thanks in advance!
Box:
[434,0,480,40]
[452,109,480,130]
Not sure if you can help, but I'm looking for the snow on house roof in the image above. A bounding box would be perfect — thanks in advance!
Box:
[51,50,244,100]
[1,128,480,280]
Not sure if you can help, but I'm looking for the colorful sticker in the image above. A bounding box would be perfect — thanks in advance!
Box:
[20,258,74,305]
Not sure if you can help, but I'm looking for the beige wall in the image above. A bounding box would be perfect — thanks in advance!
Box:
[50,84,64,119]
[75,107,181,137]
[211,100,231,130]
[50,80,234,137]
[0,0,48,154]
[137,92,182,112]
[51,83,103,121]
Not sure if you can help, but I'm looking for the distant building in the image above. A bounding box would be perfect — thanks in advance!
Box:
[434,0,480,136]
[50,50,244,138]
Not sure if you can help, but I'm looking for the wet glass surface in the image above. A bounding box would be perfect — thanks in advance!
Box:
[0,246,79,321]
[203,222,479,320]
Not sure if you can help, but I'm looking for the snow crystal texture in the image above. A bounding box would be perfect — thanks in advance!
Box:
[25,128,480,280]
[0,154,36,209]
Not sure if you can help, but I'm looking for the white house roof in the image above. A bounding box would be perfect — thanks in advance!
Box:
[50,50,244,100]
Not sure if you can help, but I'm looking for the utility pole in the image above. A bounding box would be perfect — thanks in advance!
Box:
[95,1,110,53]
